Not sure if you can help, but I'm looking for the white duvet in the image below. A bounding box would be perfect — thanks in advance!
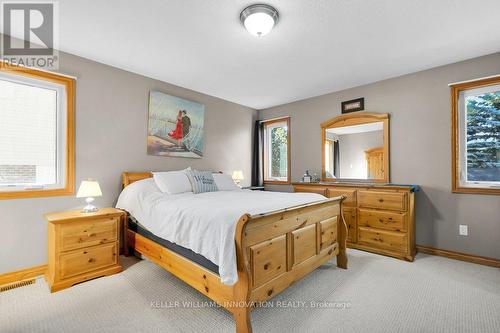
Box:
[116,179,326,285]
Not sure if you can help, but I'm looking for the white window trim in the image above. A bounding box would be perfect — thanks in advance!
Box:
[263,118,290,183]
[0,71,67,192]
[457,85,500,189]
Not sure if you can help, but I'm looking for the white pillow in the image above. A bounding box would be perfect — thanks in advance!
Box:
[116,178,160,214]
[213,173,240,191]
[152,168,192,194]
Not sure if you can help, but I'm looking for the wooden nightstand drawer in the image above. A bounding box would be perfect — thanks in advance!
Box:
[60,218,118,251]
[59,243,118,279]
[45,207,125,292]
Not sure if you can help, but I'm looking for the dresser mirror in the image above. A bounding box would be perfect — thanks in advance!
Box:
[321,112,390,182]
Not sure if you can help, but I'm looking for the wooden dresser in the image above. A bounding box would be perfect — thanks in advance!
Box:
[294,183,417,261]
[45,208,125,292]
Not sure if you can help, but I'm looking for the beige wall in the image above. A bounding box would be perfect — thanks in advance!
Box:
[261,52,500,260]
[338,130,384,179]
[0,51,257,273]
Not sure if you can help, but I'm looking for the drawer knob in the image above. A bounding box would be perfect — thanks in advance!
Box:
[378,198,384,203]
[263,263,269,270]
[88,258,96,263]
[267,289,273,296]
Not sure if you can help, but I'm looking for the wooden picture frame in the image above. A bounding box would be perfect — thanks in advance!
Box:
[321,112,390,183]
[341,98,364,114]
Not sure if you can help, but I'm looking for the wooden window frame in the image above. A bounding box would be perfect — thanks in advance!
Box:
[0,63,75,199]
[262,116,291,185]
[451,75,500,195]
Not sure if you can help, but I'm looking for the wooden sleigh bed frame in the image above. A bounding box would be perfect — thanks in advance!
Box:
[122,172,348,333]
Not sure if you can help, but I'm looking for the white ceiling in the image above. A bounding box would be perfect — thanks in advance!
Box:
[9,0,500,109]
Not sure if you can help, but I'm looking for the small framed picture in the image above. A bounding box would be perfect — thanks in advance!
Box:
[341,98,364,113]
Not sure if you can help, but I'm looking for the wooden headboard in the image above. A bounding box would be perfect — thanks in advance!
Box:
[122,172,152,188]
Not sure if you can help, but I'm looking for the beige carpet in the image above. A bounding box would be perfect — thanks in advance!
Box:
[1,249,499,333]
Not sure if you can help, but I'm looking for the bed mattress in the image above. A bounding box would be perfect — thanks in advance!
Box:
[128,216,219,275]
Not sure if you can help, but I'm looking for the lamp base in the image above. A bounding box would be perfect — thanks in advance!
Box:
[81,204,99,213]
[81,197,99,213]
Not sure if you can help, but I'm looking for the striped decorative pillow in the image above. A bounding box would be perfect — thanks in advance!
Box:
[186,170,219,194]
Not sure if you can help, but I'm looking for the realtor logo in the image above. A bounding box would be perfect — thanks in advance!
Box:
[1,1,59,68]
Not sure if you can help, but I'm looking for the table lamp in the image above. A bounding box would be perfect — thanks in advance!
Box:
[232,170,244,187]
[76,179,102,213]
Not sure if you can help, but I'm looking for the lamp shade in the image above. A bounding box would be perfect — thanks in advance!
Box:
[76,180,102,198]
[232,171,244,181]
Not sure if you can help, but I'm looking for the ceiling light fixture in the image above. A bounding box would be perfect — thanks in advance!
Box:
[240,4,279,37]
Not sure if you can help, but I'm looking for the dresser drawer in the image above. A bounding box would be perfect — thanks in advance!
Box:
[251,235,286,287]
[358,191,407,211]
[358,209,406,232]
[59,243,118,279]
[294,185,326,196]
[327,188,356,206]
[60,218,118,251]
[358,227,406,252]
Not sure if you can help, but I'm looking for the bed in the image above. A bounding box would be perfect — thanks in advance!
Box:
[119,172,347,333]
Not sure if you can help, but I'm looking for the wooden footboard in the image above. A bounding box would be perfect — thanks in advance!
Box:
[122,172,347,333]
[231,197,347,332]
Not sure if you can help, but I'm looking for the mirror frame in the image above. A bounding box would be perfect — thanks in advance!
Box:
[321,112,390,183]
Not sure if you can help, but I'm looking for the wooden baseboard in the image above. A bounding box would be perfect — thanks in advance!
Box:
[416,245,500,268]
[0,264,47,287]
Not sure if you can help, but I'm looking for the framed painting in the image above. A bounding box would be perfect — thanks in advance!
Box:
[147,91,205,158]
[341,97,364,114]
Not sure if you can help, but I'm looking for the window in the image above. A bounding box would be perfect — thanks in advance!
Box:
[451,76,500,194]
[263,117,290,184]
[0,64,75,199]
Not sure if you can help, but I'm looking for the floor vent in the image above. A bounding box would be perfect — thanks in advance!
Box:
[0,279,35,292]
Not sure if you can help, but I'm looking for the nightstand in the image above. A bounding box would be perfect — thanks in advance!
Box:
[45,207,125,292]
[242,186,265,191]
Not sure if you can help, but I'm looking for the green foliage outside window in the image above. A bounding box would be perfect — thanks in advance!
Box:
[270,126,288,178]
[466,92,500,181]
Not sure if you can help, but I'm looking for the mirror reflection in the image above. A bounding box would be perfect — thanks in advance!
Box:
[324,122,384,180]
